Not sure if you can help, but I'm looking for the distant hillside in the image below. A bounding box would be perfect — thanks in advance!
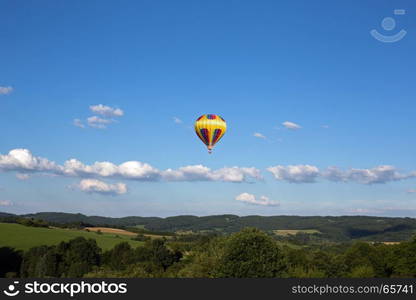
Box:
[22,212,162,227]
[2,211,416,242]
[0,212,16,218]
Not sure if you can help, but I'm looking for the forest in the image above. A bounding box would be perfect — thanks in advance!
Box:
[1,227,416,278]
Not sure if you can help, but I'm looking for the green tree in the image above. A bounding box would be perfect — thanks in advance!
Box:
[34,249,60,277]
[178,237,226,278]
[57,237,101,277]
[20,246,50,277]
[149,239,180,271]
[103,242,135,271]
[390,237,416,277]
[342,242,386,277]
[215,228,286,277]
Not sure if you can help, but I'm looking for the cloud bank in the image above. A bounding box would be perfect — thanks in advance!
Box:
[1,149,414,186]
[0,149,261,183]
[162,165,261,182]
[267,164,414,184]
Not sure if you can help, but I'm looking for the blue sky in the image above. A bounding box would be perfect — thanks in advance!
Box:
[1,0,415,217]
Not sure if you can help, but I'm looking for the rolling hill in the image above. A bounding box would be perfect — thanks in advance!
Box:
[1,212,415,242]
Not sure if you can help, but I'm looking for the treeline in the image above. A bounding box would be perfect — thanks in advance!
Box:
[7,217,49,228]
[0,215,97,230]
[9,212,416,242]
[0,237,181,278]
[21,212,159,228]
[2,228,416,278]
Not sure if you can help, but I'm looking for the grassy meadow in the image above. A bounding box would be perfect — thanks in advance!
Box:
[0,223,144,251]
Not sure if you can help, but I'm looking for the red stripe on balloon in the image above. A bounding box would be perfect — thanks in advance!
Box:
[200,128,210,145]
[212,129,222,145]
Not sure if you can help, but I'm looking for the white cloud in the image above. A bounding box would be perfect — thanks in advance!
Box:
[0,148,261,183]
[0,149,61,173]
[62,159,161,181]
[267,165,320,183]
[349,165,408,184]
[282,121,301,130]
[118,161,161,180]
[268,164,413,184]
[0,86,13,95]
[162,166,262,182]
[16,173,30,180]
[253,132,266,139]
[87,116,114,129]
[73,119,85,128]
[2,148,415,186]
[73,105,123,129]
[407,189,416,194]
[324,165,408,184]
[74,159,156,180]
[76,179,127,195]
[320,166,345,182]
[235,193,279,206]
[173,117,183,124]
[90,104,123,117]
[321,125,330,129]
[209,167,262,182]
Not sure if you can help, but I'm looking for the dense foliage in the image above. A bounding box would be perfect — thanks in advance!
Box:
[2,228,416,278]
[20,237,101,277]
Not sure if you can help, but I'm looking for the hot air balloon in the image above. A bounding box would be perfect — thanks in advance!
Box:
[194,114,227,153]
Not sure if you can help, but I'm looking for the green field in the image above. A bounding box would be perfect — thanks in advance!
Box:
[133,224,146,229]
[273,229,321,236]
[0,223,144,251]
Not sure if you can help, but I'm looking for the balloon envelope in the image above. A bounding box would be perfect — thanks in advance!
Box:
[194,114,227,153]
